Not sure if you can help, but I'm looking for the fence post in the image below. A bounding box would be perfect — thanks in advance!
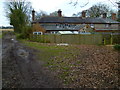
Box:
[54,35,56,43]
[29,34,31,41]
[110,33,113,45]
[37,35,39,42]
[104,38,106,45]
[60,35,62,43]
[43,35,45,43]
[79,34,80,44]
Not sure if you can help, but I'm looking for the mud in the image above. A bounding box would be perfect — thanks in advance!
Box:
[2,32,63,88]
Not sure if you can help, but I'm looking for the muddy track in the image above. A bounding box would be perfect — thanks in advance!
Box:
[2,32,63,88]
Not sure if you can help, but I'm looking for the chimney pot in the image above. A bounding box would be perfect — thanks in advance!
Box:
[111,13,116,20]
[82,11,86,18]
[103,13,107,18]
[32,9,35,21]
[57,9,62,17]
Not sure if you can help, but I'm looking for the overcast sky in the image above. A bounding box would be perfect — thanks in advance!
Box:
[0,0,118,26]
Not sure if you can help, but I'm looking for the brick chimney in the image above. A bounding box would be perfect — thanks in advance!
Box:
[81,11,86,18]
[103,13,107,18]
[32,9,35,21]
[111,13,116,20]
[57,9,62,17]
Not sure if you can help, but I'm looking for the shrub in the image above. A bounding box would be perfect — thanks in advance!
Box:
[16,33,26,39]
[113,44,120,51]
[16,26,32,39]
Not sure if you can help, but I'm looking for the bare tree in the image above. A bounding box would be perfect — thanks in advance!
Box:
[35,10,48,20]
[50,11,58,16]
[87,3,110,17]
[72,3,112,18]
[69,0,89,7]
[69,0,120,8]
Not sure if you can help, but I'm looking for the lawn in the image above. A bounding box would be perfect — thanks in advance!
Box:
[21,40,119,88]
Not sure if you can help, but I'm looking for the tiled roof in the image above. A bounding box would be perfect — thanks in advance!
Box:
[40,24,85,31]
[32,17,120,24]
[85,18,119,24]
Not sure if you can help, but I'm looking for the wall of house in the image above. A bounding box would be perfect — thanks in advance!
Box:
[94,24,119,30]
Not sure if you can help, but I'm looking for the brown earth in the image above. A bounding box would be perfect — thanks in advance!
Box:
[50,45,120,88]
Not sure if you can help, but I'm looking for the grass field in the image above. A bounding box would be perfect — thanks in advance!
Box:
[0,29,14,31]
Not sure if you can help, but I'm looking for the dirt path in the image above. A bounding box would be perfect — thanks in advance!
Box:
[2,32,63,88]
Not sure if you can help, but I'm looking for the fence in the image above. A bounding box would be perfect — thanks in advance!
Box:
[29,34,120,45]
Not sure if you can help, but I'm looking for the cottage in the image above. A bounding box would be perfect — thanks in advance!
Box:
[32,9,120,34]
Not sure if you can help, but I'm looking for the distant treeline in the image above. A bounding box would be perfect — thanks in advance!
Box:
[0,26,13,29]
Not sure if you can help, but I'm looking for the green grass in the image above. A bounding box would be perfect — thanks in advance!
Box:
[20,40,67,61]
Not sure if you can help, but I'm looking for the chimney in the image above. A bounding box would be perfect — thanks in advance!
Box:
[81,11,86,18]
[32,9,35,21]
[57,9,62,17]
[111,13,116,20]
[103,13,107,18]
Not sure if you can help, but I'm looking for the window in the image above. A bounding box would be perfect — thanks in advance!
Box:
[105,24,109,28]
[33,32,43,35]
[90,24,94,28]
[34,32,37,35]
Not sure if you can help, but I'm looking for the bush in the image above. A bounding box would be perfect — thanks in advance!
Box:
[16,26,32,39]
[16,33,26,39]
[113,44,120,51]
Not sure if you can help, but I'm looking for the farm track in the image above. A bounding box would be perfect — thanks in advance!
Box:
[2,32,63,88]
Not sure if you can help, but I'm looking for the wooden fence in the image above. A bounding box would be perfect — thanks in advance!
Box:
[29,34,120,45]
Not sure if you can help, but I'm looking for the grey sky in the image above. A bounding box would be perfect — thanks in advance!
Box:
[0,0,118,26]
